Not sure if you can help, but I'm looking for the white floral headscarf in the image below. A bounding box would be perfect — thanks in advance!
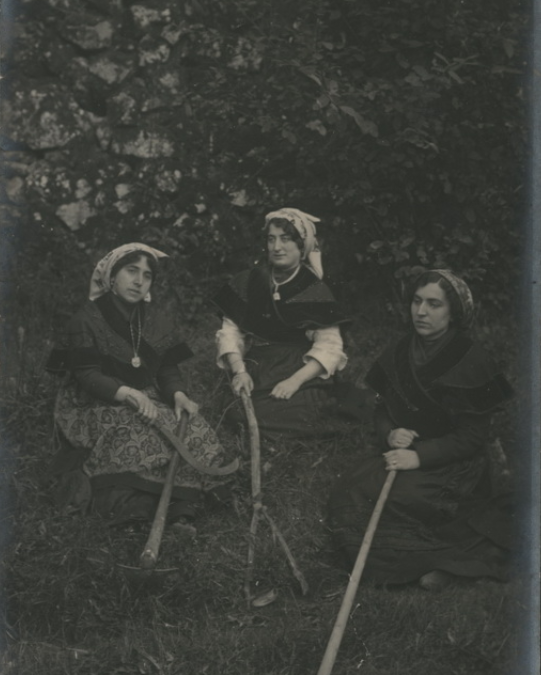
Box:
[264,207,323,279]
[89,243,168,302]
[430,269,475,328]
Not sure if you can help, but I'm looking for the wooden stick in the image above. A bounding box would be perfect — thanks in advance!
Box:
[139,412,189,570]
[240,390,261,501]
[239,390,308,599]
[316,470,397,675]
[262,506,309,595]
[240,391,262,602]
[244,505,262,602]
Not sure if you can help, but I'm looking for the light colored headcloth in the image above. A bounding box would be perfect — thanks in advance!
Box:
[89,243,168,302]
[431,269,475,328]
[264,207,323,279]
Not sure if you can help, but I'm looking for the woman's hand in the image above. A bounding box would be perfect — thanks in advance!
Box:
[383,449,421,471]
[124,389,159,421]
[232,372,254,396]
[270,359,324,400]
[174,392,199,420]
[270,377,301,400]
[387,427,419,449]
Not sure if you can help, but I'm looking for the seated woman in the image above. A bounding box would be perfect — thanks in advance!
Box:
[328,270,513,590]
[213,207,350,439]
[47,243,235,529]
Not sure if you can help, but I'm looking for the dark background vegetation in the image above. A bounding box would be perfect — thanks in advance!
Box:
[0,0,536,673]
[0,0,528,315]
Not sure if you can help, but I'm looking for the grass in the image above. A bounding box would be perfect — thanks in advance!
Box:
[0,282,527,675]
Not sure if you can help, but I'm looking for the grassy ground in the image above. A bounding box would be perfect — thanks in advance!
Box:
[0,294,526,675]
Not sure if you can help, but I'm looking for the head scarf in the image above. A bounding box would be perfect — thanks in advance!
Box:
[89,243,168,302]
[264,207,323,279]
[428,269,474,329]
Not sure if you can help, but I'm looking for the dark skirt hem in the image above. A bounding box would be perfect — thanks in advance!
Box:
[328,455,513,585]
[90,472,202,502]
[333,538,510,585]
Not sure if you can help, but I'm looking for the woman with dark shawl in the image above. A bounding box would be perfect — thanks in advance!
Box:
[47,243,234,530]
[328,270,513,590]
[213,208,350,439]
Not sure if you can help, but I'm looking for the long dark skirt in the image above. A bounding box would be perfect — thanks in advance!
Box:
[328,453,512,584]
[225,343,352,440]
[51,382,231,523]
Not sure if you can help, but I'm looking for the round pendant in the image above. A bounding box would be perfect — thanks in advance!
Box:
[272,291,281,301]
[131,356,141,368]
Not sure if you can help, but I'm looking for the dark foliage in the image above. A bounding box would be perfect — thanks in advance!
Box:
[0,0,528,319]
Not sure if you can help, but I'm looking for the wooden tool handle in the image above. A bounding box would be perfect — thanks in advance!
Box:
[139,412,189,570]
[316,470,397,675]
[240,391,261,499]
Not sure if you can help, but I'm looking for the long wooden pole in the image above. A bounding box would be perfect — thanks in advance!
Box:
[240,390,262,602]
[240,391,261,501]
[239,390,308,599]
[316,470,397,675]
[139,412,189,570]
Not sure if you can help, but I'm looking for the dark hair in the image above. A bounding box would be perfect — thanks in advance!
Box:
[264,217,304,252]
[110,251,158,282]
[409,271,463,325]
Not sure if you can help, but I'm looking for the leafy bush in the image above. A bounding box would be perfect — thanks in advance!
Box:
[1,0,527,318]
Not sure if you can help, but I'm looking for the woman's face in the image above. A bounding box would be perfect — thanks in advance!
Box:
[111,255,153,304]
[267,223,302,273]
[411,282,451,339]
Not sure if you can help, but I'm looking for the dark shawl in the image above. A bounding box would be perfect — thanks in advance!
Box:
[212,264,350,343]
[365,330,512,440]
[46,293,192,396]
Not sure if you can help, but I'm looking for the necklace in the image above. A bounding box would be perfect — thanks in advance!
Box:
[271,266,301,301]
[129,307,142,368]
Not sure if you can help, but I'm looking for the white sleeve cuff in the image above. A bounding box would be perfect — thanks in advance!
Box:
[215,317,246,369]
[303,326,348,379]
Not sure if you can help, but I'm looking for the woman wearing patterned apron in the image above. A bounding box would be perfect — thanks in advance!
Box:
[47,243,234,529]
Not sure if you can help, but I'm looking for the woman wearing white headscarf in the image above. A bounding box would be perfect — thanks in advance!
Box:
[47,243,235,529]
[329,270,513,589]
[213,208,350,439]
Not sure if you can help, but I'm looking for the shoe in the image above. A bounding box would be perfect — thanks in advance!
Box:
[170,517,197,538]
[418,570,454,591]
